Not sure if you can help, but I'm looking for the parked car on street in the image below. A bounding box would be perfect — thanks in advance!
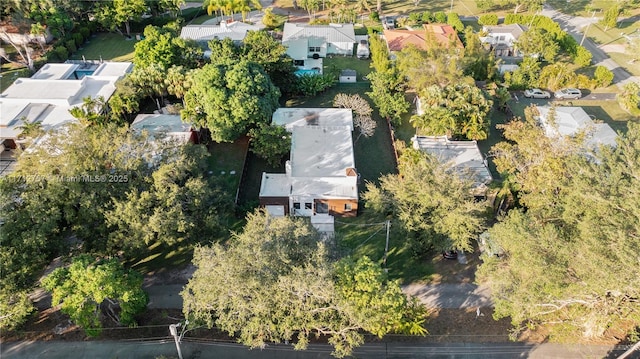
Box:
[554,88,582,100]
[357,39,370,59]
[524,88,551,99]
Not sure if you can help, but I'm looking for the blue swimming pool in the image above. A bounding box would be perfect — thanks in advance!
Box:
[73,69,95,79]
[295,68,321,76]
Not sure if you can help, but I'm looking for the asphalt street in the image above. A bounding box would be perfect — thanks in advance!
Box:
[1,339,629,359]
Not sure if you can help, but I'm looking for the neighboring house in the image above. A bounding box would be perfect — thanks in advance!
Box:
[383,24,462,53]
[480,24,527,57]
[131,114,199,144]
[536,106,618,149]
[260,108,358,234]
[282,23,356,71]
[0,61,132,152]
[179,21,260,55]
[411,135,493,195]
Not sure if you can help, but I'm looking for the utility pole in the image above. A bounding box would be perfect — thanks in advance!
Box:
[383,220,390,266]
[450,0,454,13]
[581,9,598,46]
[169,323,184,359]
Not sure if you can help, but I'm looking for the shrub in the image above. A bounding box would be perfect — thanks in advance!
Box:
[79,27,90,40]
[478,14,498,26]
[72,32,84,47]
[370,11,380,22]
[65,39,77,54]
[248,124,291,167]
[617,82,640,113]
[409,12,422,24]
[296,73,336,96]
[421,11,433,24]
[54,46,69,62]
[593,66,614,88]
[434,11,447,23]
[573,46,592,67]
[576,74,595,90]
[447,12,464,32]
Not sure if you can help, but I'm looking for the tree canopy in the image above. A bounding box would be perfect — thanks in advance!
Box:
[515,27,559,62]
[133,24,203,70]
[363,147,489,253]
[42,255,148,336]
[181,61,281,142]
[411,83,493,140]
[182,210,426,358]
[478,113,640,340]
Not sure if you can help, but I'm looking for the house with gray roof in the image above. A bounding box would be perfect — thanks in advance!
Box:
[480,24,528,57]
[536,106,617,149]
[282,23,356,71]
[180,21,260,56]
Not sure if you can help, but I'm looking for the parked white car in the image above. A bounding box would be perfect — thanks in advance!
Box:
[524,88,551,99]
[554,88,582,100]
[382,16,395,30]
[357,39,370,59]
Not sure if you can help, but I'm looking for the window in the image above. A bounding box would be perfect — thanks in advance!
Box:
[305,202,312,210]
[344,203,353,211]
[497,35,505,41]
[316,202,328,213]
[308,46,321,52]
[293,202,301,210]
[294,60,304,66]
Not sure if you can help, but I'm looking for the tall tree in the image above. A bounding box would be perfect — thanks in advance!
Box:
[181,61,280,142]
[182,210,426,358]
[363,147,489,253]
[411,83,493,140]
[94,0,147,37]
[515,27,559,62]
[134,24,202,70]
[479,119,640,341]
[105,145,232,254]
[42,255,148,336]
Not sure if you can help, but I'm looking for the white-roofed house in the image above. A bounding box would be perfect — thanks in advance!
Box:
[536,105,618,149]
[259,108,359,234]
[0,61,132,176]
[131,114,198,144]
[180,21,260,56]
[480,24,527,57]
[411,135,493,195]
[282,23,356,71]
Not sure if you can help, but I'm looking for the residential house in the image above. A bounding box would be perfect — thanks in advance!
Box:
[179,21,260,56]
[131,114,199,144]
[536,106,618,149]
[480,24,527,57]
[282,23,356,72]
[411,135,493,195]
[0,61,132,176]
[260,108,358,234]
[383,24,463,53]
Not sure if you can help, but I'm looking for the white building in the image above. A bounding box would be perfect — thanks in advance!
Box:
[536,106,618,149]
[282,23,356,71]
[480,24,527,57]
[260,108,359,234]
[131,114,198,144]
[412,135,493,195]
[0,61,133,176]
[180,21,260,55]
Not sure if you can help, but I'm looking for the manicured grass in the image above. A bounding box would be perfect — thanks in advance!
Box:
[207,138,249,201]
[188,14,217,25]
[336,208,435,284]
[237,152,285,207]
[129,241,194,275]
[548,0,640,17]
[0,67,31,92]
[608,52,640,77]
[70,33,137,62]
[324,56,372,78]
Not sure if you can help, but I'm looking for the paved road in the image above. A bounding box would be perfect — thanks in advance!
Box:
[541,5,640,87]
[1,339,629,359]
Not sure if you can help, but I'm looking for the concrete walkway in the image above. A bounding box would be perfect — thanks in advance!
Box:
[403,283,493,309]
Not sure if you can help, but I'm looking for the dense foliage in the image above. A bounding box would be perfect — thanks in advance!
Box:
[182,211,427,358]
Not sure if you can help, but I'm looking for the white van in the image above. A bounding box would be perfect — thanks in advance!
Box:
[357,39,370,59]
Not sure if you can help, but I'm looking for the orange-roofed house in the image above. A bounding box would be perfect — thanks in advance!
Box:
[383,24,463,53]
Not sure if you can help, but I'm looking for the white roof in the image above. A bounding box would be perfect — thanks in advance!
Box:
[482,24,527,38]
[0,61,132,141]
[259,107,358,201]
[537,106,617,148]
[180,22,260,42]
[282,23,356,44]
[412,136,493,189]
[272,108,354,131]
[290,125,355,177]
[132,114,193,143]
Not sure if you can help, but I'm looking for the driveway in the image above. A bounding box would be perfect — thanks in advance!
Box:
[403,283,493,309]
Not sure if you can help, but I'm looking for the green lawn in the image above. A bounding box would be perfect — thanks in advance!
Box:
[207,138,250,201]
[548,0,640,17]
[0,67,31,92]
[608,52,640,77]
[324,56,372,78]
[70,33,137,62]
[336,209,435,284]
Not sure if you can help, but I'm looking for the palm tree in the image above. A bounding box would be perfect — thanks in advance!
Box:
[17,118,44,141]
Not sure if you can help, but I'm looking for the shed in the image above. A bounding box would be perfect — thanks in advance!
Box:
[339,69,357,83]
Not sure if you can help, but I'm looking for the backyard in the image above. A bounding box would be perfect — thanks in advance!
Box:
[70,33,137,62]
